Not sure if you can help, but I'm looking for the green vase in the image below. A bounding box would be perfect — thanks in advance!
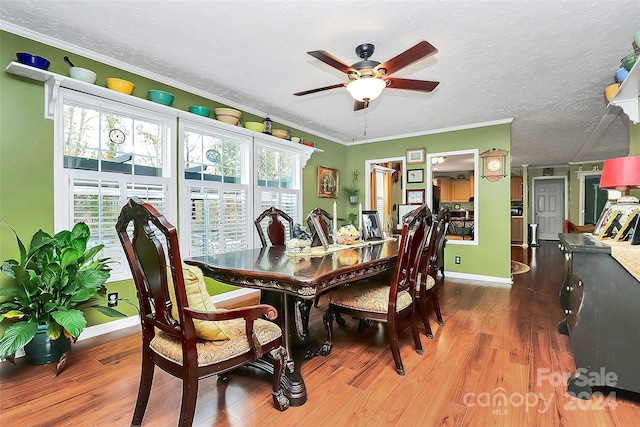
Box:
[24,325,71,365]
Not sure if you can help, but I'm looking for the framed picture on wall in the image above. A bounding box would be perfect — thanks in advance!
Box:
[407,169,424,183]
[317,166,339,198]
[406,148,425,164]
[406,189,425,205]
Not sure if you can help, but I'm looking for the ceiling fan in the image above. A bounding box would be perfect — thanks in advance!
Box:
[294,41,439,111]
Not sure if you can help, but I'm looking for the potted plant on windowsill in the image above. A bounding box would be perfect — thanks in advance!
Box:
[0,222,127,371]
[343,186,360,205]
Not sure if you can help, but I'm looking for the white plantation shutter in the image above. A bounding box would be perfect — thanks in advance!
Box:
[67,173,170,281]
[188,185,249,256]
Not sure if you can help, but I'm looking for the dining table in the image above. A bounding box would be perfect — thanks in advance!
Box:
[186,238,399,406]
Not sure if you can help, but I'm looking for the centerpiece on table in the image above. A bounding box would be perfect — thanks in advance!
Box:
[334,224,360,245]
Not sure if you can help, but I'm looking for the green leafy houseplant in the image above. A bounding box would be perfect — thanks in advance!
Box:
[0,222,126,361]
[342,186,360,204]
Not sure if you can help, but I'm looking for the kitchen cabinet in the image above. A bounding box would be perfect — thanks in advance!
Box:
[511,176,523,202]
[438,177,472,203]
[557,234,640,398]
[511,217,523,243]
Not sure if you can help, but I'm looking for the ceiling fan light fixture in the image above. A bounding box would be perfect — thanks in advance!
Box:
[346,77,386,102]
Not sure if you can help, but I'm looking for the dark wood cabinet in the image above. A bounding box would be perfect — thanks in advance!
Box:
[558,233,640,398]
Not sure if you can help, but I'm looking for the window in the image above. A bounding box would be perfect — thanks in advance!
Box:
[255,139,301,240]
[54,88,309,283]
[179,122,252,257]
[55,89,176,281]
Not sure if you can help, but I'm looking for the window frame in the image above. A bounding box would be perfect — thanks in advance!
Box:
[54,88,177,282]
[178,119,253,258]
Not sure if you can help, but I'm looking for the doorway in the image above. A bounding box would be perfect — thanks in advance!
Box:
[364,157,406,231]
[532,177,567,241]
[579,172,607,225]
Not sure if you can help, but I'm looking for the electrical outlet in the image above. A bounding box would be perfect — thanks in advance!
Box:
[107,292,118,307]
[455,256,461,264]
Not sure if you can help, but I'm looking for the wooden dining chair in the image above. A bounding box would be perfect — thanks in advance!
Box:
[116,197,289,427]
[415,208,449,338]
[322,205,432,375]
[254,206,294,247]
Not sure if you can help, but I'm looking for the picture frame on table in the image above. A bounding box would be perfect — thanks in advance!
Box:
[407,169,424,183]
[361,210,384,241]
[614,210,638,241]
[406,189,425,205]
[597,210,623,240]
[632,214,640,245]
[593,203,612,235]
[306,209,332,250]
[406,148,425,164]
[317,166,339,198]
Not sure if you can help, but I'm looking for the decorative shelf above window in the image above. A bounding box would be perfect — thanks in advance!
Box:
[5,61,321,166]
[608,59,640,124]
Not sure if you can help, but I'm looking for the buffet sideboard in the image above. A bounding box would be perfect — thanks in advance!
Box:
[558,233,640,398]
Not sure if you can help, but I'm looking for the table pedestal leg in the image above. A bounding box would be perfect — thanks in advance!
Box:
[260,291,327,406]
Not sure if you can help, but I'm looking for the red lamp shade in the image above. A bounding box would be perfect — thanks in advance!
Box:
[599,156,640,191]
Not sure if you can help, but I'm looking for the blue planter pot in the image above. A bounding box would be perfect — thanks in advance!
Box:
[24,325,71,365]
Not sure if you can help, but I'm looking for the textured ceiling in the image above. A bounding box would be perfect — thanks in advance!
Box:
[1,0,638,167]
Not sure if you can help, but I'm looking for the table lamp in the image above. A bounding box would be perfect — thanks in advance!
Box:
[599,156,640,204]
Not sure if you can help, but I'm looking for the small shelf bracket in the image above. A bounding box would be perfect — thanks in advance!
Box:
[43,77,62,120]
[610,97,639,124]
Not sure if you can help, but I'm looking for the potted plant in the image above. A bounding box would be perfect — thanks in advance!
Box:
[0,222,127,365]
[343,186,360,204]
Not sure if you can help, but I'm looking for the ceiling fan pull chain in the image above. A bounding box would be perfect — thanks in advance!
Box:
[363,110,368,137]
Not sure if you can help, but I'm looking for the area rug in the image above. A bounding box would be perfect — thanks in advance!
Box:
[511,260,530,275]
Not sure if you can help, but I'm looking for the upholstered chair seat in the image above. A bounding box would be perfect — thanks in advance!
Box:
[151,318,282,366]
[329,281,413,314]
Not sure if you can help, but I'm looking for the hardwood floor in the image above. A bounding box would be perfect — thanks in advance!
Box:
[2,241,639,426]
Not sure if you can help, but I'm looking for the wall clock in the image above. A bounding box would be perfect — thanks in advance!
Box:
[480,148,509,181]
[109,128,126,145]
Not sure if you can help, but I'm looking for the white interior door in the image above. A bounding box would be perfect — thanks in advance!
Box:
[533,178,565,240]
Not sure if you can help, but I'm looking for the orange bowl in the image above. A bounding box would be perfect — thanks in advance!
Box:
[605,83,620,102]
[272,129,288,139]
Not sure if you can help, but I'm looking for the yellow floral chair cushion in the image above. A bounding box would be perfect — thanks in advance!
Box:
[150,318,282,366]
[166,264,228,341]
[329,280,413,313]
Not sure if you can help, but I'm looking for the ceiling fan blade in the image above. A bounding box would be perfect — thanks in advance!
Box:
[378,41,438,75]
[307,50,353,74]
[385,78,439,92]
[354,100,368,111]
[293,83,346,96]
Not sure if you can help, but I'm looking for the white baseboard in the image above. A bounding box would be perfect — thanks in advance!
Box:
[444,271,512,287]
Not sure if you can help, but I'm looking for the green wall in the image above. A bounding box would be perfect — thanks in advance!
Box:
[350,124,513,279]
